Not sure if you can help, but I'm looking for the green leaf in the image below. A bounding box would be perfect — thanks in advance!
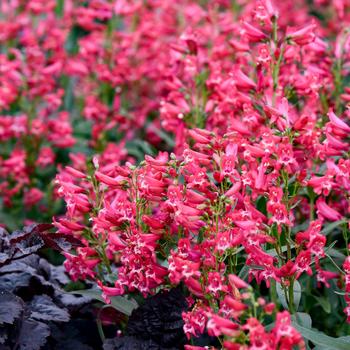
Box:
[313,295,331,313]
[313,337,350,350]
[69,289,138,316]
[146,125,175,148]
[276,281,301,311]
[276,283,288,310]
[267,244,295,257]
[292,323,350,350]
[327,248,346,260]
[256,196,267,216]
[333,290,346,296]
[238,265,250,280]
[132,140,155,156]
[321,220,347,236]
[293,312,312,328]
[293,280,302,311]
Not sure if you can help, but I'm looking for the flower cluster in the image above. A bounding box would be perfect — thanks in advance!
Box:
[56,121,349,346]
[0,0,194,226]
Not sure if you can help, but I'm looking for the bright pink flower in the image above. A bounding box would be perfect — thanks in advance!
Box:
[63,248,100,281]
[207,314,239,337]
[293,250,312,279]
[287,23,317,45]
[97,280,124,304]
[241,21,268,42]
[316,198,343,221]
[328,109,350,133]
[228,274,249,289]
[273,311,305,349]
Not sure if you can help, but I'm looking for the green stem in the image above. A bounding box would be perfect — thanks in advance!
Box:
[272,46,285,105]
[333,58,343,114]
[96,314,106,342]
[288,277,295,314]
[270,279,278,306]
[342,223,349,255]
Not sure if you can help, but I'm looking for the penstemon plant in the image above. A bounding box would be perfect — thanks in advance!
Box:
[56,123,350,348]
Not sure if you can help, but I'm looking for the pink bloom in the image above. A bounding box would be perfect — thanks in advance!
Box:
[241,21,268,42]
[232,69,257,91]
[316,198,343,221]
[228,274,249,289]
[63,248,100,281]
[328,109,350,132]
[287,24,317,45]
[207,314,239,337]
[293,250,312,279]
[97,280,124,303]
[24,188,43,207]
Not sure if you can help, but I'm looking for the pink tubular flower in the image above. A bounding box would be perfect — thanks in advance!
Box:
[287,23,317,45]
[65,166,87,179]
[222,295,247,319]
[241,21,268,43]
[36,147,55,167]
[293,250,312,279]
[63,248,100,281]
[232,69,257,91]
[228,274,249,289]
[182,307,208,339]
[97,280,124,304]
[95,171,127,187]
[186,277,204,297]
[308,175,335,196]
[316,198,343,221]
[328,109,350,133]
[316,270,338,288]
[273,311,305,349]
[207,314,240,337]
[206,272,225,297]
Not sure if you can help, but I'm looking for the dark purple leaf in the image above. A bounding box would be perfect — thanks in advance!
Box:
[53,339,94,350]
[0,253,9,265]
[9,224,52,244]
[50,265,70,285]
[0,257,39,275]
[29,295,70,322]
[126,287,187,347]
[58,292,92,307]
[17,319,50,350]
[9,228,32,244]
[0,327,8,344]
[0,273,32,292]
[103,337,166,350]
[0,290,24,324]
[40,232,82,252]
[33,224,54,232]
[15,235,44,256]
[0,228,9,250]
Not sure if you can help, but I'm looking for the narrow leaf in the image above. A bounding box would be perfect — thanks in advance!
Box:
[321,220,347,236]
[69,289,138,316]
[276,281,301,311]
[292,323,350,350]
[313,295,331,313]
